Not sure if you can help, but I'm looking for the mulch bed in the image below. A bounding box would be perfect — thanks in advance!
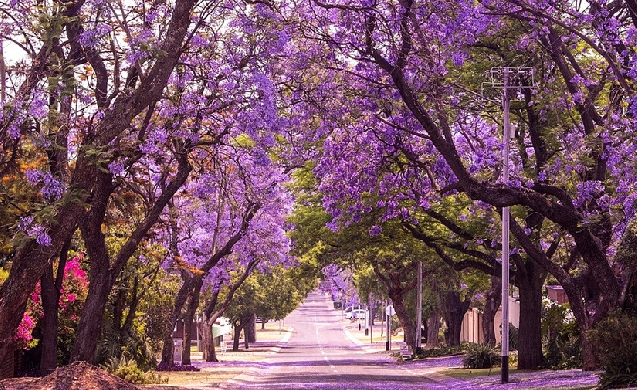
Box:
[0,361,140,390]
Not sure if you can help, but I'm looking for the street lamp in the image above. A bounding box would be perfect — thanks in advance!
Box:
[483,66,535,384]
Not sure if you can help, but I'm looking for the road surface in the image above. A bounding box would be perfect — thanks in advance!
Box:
[226,291,445,389]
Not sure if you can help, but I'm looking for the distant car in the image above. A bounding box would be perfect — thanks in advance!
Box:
[350,309,367,319]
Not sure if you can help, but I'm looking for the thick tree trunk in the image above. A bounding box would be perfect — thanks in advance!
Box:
[121,277,140,338]
[515,258,545,369]
[442,291,471,346]
[39,262,63,374]
[245,313,256,344]
[181,317,194,365]
[70,263,111,363]
[389,290,416,349]
[426,307,441,348]
[482,275,501,346]
[39,241,70,374]
[160,276,192,366]
[580,328,597,371]
[202,317,217,362]
[241,313,253,350]
[160,210,189,367]
[181,277,202,366]
[232,322,243,352]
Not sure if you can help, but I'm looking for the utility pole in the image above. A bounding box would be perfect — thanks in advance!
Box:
[415,261,422,351]
[483,67,535,384]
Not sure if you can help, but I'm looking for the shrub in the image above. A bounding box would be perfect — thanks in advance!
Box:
[462,343,500,369]
[103,355,166,385]
[542,299,581,369]
[508,323,519,351]
[414,343,467,359]
[589,311,637,389]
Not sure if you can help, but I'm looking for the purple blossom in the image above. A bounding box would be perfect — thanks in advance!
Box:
[369,225,382,236]
[28,90,48,119]
[79,23,112,47]
[18,217,52,247]
[108,161,125,176]
[25,169,66,201]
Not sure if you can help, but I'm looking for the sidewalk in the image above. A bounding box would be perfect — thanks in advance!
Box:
[339,313,407,353]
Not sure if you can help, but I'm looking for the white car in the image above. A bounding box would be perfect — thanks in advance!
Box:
[347,309,366,319]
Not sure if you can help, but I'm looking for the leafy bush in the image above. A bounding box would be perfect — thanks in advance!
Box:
[462,343,500,369]
[542,299,581,369]
[103,355,166,385]
[508,323,518,351]
[589,311,637,389]
[414,343,467,359]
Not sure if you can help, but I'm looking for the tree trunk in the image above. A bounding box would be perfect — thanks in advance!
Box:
[580,328,597,371]
[181,277,202,366]
[515,258,545,369]
[442,290,471,346]
[389,290,416,349]
[39,241,70,374]
[482,275,501,346]
[39,264,62,374]
[426,307,441,348]
[202,316,217,362]
[0,338,17,380]
[160,275,193,366]
[181,317,193,365]
[245,312,256,344]
[241,313,253,350]
[232,322,243,352]
[72,167,118,364]
[70,263,111,363]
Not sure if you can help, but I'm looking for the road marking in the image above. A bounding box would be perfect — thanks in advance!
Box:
[343,327,363,346]
[323,356,336,371]
[280,327,293,343]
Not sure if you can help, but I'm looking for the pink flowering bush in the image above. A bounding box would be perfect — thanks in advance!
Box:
[14,255,88,352]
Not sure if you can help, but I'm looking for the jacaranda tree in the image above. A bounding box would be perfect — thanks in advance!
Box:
[286,0,637,369]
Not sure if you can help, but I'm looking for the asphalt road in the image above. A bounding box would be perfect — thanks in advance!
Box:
[226,291,440,389]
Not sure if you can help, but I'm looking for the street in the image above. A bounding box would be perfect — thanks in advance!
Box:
[226,291,446,389]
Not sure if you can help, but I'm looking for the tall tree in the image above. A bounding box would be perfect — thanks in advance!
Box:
[289,0,637,369]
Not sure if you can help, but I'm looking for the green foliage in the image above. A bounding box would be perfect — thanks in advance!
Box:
[508,323,519,351]
[96,245,174,370]
[542,299,581,369]
[415,343,467,359]
[462,343,501,369]
[0,266,8,284]
[589,311,637,389]
[103,354,167,385]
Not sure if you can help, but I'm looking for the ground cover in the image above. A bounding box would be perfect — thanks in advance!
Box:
[147,323,289,388]
[439,367,600,389]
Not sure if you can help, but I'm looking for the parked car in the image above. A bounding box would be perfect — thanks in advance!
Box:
[346,309,367,320]
[353,309,367,319]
